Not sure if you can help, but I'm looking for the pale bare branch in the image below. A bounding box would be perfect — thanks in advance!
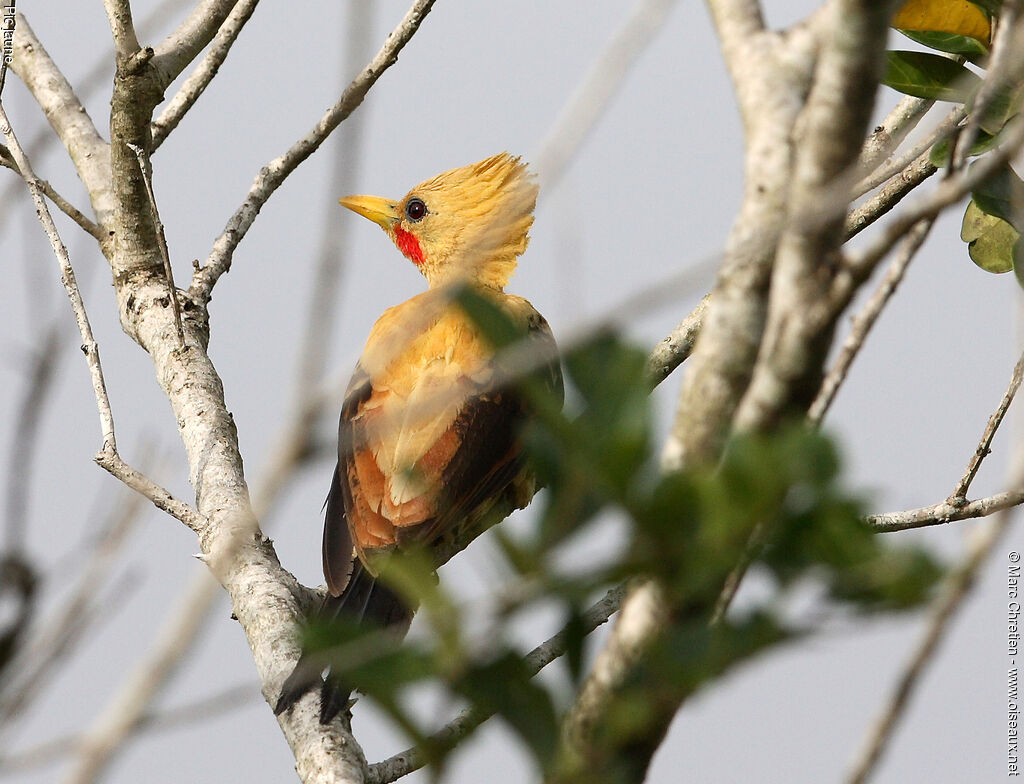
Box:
[94,450,204,531]
[149,0,237,90]
[8,13,114,233]
[0,88,204,533]
[0,145,104,240]
[192,0,437,304]
[868,489,1024,532]
[854,106,962,199]
[0,102,113,451]
[664,1,816,468]
[858,95,933,176]
[843,93,1024,290]
[151,0,261,150]
[557,579,670,780]
[848,481,1022,782]
[809,219,933,424]
[125,142,185,348]
[734,0,898,434]
[949,348,1024,503]
[102,0,141,57]
[646,294,709,388]
[873,339,1024,531]
[845,150,937,240]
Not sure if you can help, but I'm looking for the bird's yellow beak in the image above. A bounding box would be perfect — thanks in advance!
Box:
[338,195,399,229]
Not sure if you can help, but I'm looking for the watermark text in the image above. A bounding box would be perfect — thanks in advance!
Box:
[2,0,15,66]
[1010,552,1021,775]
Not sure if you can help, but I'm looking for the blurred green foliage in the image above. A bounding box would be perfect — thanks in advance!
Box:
[302,318,944,780]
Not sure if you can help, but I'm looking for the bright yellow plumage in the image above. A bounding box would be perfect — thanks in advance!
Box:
[338,152,538,288]
[275,153,561,725]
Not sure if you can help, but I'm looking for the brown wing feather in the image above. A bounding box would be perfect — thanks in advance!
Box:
[322,365,372,597]
[328,294,563,580]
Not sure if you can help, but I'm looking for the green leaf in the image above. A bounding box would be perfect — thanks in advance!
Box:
[452,652,561,766]
[1013,246,1024,290]
[563,334,652,492]
[882,51,982,103]
[898,29,988,59]
[892,0,992,42]
[976,80,1024,135]
[968,0,1001,14]
[958,199,1015,274]
[452,285,525,348]
[373,549,464,666]
[930,116,1022,166]
[961,199,1019,273]
[970,163,1024,229]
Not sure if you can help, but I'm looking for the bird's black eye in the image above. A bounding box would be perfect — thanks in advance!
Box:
[405,197,427,222]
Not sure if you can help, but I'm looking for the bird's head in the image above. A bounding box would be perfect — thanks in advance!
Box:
[339,153,538,289]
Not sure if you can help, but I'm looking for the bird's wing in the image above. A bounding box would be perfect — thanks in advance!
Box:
[412,302,563,556]
[324,295,562,582]
[322,365,372,596]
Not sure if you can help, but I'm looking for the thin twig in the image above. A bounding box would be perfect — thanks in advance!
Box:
[847,492,1020,782]
[94,450,204,532]
[151,0,261,151]
[0,682,258,774]
[3,323,63,552]
[149,0,237,90]
[858,95,933,176]
[0,0,182,236]
[192,0,437,304]
[853,107,962,199]
[0,480,144,728]
[952,0,1022,170]
[101,0,141,57]
[292,0,372,400]
[867,489,1024,532]
[842,84,1024,288]
[809,219,933,424]
[845,151,937,241]
[126,142,185,348]
[871,308,1024,533]
[366,584,627,784]
[533,0,679,192]
[0,149,106,241]
[710,521,766,625]
[646,294,709,388]
[8,13,114,229]
[873,342,1024,530]
[0,98,203,533]
[949,348,1024,502]
[0,102,115,453]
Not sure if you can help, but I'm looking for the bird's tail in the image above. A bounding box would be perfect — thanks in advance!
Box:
[274,559,415,724]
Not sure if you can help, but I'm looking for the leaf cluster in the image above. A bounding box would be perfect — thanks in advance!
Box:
[301,309,944,777]
[884,1,1024,277]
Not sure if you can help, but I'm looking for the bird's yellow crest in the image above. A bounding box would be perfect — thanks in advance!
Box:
[339,153,538,289]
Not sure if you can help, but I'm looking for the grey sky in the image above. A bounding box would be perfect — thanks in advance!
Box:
[0,1,1017,782]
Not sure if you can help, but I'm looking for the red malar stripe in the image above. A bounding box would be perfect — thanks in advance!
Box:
[394,226,425,265]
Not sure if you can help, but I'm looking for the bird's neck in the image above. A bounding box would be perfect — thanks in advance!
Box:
[422,255,516,290]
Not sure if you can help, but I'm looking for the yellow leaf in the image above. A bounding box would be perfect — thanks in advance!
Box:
[892,0,991,44]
